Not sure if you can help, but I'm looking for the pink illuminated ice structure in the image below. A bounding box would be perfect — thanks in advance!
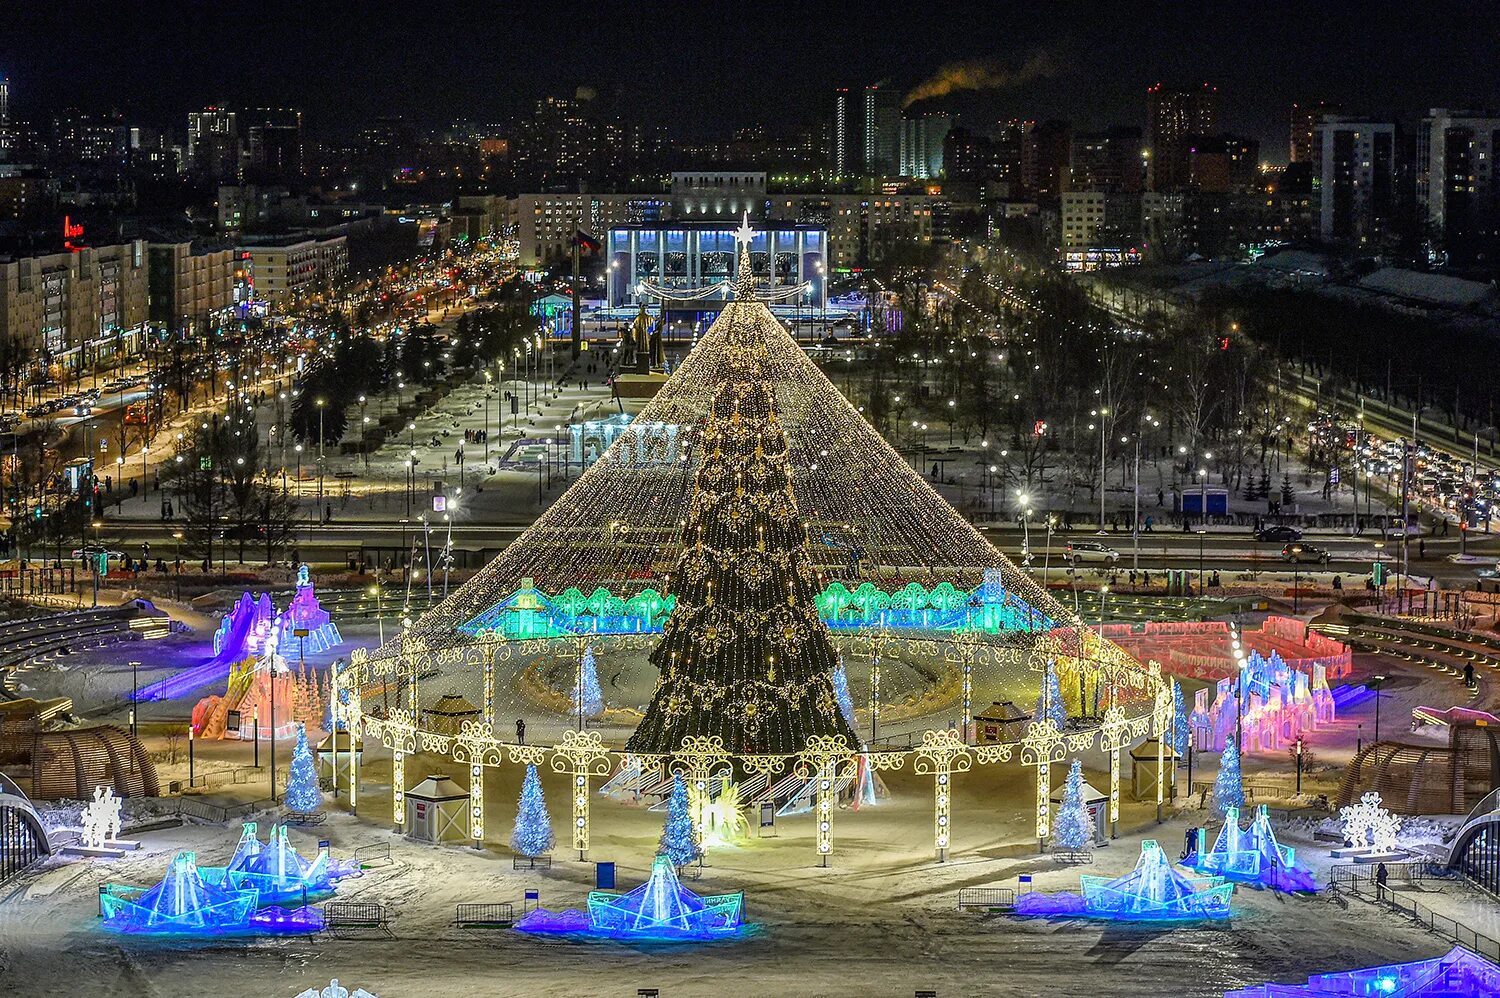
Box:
[99,851,323,936]
[275,566,342,656]
[1190,650,1335,755]
[515,854,745,940]
[1015,840,1233,921]
[200,822,360,905]
[1186,805,1317,892]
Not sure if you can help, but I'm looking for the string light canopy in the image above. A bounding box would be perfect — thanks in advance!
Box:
[357,228,1157,759]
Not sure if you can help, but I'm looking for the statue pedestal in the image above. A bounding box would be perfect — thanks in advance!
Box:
[1330,845,1410,863]
[62,843,133,859]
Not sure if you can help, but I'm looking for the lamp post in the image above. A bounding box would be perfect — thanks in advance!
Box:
[1017,491,1032,566]
[1291,544,1303,614]
[1092,406,1109,533]
[1195,527,1207,596]
[1372,673,1387,742]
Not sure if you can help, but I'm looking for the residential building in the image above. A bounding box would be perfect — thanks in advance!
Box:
[1147,83,1218,191]
[188,106,242,182]
[1188,135,1261,193]
[0,242,148,371]
[861,85,901,177]
[1069,127,1144,194]
[508,194,663,267]
[1031,120,1072,198]
[244,108,303,181]
[899,113,951,179]
[1289,100,1341,165]
[1316,117,1398,245]
[238,235,347,305]
[147,243,237,333]
[1418,108,1500,258]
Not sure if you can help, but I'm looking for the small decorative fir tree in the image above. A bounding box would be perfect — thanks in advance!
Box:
[284,723,322,814]
[1171,678,1191,756]
[1258,468,1272,500]
[658,773,701,866]
[573,644,604,719]
[1213,736,1246,818]
[1053,759,1093,852]
[1036,660,1067,729]
[510,764,555,858]
[832,657,856,729]
[1280,472,1296,506]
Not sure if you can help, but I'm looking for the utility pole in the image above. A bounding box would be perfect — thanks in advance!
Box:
[570,238,582,360]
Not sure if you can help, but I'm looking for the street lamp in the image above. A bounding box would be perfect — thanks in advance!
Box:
[1291,544,1303,614]
[1017,491,1032,566]
[1371,673,1387,742]
[1091,406,1109,533]
[1194,527,1208,595]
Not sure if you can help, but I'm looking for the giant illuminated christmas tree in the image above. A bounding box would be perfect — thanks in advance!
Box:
[627,236,860,756]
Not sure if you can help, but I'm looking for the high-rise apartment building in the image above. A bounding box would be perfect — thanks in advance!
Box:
[1315,117,1397,245]
[188,107,242,181]
[245,108,303,180]
[832,85,901,177]
[1147,83,1218,191]
[1069,126,1144,193]
[899,113,951,179]
[1418,108,1500,257]
[1289,101,1340,165]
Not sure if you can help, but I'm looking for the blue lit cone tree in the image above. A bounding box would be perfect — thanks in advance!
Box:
[573,644,604,720]
[1036,661,1067,729]
[1213,736,1245,819]
[1053,758,1093,855]
[659,774,701,867]
[832,657,856,730]
[1171,678,1191,756]
[510,764,555,860]
[284,723,323,815]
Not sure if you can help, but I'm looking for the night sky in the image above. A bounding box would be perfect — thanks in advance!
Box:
[6,1,1500,159]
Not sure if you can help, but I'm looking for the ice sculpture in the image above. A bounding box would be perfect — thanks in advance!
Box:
[515,854,745,940]
[1186,805,1317,892]
[276,566,343,655]
[1226,945,1500,997]
[81,785,123,850]
[100,851,323,935]
[1015,840,1233,921]
[201,822,359,905]
[1189,651,1335,755]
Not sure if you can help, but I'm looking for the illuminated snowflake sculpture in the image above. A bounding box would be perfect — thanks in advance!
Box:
[1340,792,1402,852]
[515,854,744,941]
[1016,840,1233,921]
[100,851,323,936]
[1187,805,1317,892]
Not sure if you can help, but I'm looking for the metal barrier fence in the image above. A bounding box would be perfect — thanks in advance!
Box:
[513,855,552,871]
[354,841,392,865]
[324,902,389,929]
[456,902,516,927]
[1328,861,1443,887]
[955,887,1016,911]
[1337,876,1500,963]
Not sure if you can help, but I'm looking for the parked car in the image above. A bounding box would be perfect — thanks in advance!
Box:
[70,545,124,563]
[1281,543,1331,564]
[1255,525,1302,543]
[1067,540,1120,565]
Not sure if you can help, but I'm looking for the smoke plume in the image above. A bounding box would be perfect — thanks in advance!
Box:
[903,51,1061,108]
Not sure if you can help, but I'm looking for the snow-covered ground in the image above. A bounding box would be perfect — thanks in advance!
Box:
[0,758,1462,998]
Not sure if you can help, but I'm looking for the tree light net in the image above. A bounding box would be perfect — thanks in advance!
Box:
[358,294,1156,750]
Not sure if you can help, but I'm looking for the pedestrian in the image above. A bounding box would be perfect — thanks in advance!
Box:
[516,718,526,744]
[1419,539,1426,559]
[324,503,332,524]
[1142,569,1151,587]
[1332,575,1343,590]
[1375,862,1389,902]
[1129,569,1137,586]
[1466,662,1476,688]
[1145,515,1154,532]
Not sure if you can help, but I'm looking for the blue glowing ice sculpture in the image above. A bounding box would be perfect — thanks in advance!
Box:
[1225,945,1500,997]
[100,851,323,936]
[515,854,745,941]
[1186,804,1317,893]
[1014,840,1233,921]
[202,822,360,905]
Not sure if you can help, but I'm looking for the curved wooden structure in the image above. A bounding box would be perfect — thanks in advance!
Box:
[30,725,158,800]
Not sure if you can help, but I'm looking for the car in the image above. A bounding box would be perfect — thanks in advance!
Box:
[1281,543,1331,565]
[1067,540,1120,565]
[1255,525,1302,543]
[70,545,124,563]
